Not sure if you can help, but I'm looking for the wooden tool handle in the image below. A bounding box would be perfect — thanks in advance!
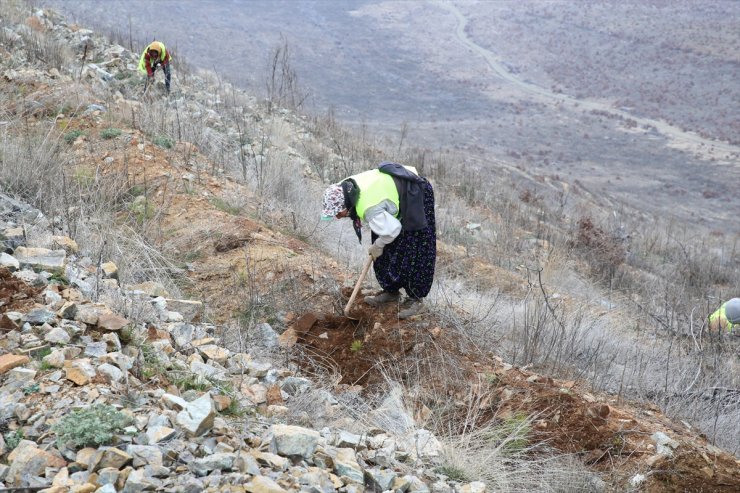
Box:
[344,256,373,317]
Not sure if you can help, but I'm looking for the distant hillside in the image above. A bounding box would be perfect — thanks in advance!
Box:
[42,0,740,233]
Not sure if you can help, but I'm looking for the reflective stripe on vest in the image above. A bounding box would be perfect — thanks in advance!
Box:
[350,169,399,220]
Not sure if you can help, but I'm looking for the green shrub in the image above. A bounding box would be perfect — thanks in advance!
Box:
[210,197,241,215]
[139,343,166,379]
[34,347,52,360]
[52,404,130,449]
[490,413,531,455]
[435,465,469,482]
[4,429,24,451]
[153,135,174,149]
[101,128,122,139]
[172,373,211,392]
[22,383,40,395]
[64,129,84,144]
[222,399,248,417]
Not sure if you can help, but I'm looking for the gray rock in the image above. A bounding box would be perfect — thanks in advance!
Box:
[269,424,321,459]
[332,448,364,484]
[96,466,121,486]
[399,476,428,493]
[280,376,312,396]
[23,308,57,325]
[85,341,109,358]
[122,468,161,493]
[161,393,188,411]
[245,475,288,493]
[191,452,236,476]
[146,425,176,444]
[100,351,134,371]
[127,445,163,468]
[91,447,133,471]
[14,246,66,273]
[44,326,71,345]
[175,393,216,436]
[170,323,206,348]
[364,468,397,491]
[97,363,124,383]
[0,252,19,271]
[165,299,203,323]
[251,322,279,348]
[331,430,363,449]
[43,349,65,368]
[652,431,679,458]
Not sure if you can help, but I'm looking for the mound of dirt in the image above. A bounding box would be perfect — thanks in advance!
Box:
[291,297,740,492]
[0,267,42,316]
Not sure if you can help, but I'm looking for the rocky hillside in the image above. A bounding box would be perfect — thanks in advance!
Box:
[0,5,738,493]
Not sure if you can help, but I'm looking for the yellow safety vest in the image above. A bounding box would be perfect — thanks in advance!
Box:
[138,42,168,73]
[709,303,736,333]
[349,169,399,221]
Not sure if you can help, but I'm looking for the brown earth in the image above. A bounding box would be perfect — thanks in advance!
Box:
[0,267,43,316]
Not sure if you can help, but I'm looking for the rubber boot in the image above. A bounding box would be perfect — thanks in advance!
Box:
[365,291,400,307]
[399,299,423,319]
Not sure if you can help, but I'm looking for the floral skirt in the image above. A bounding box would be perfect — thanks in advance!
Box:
[372,179,436,299]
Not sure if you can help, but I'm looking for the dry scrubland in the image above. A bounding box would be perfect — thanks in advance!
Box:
[0,1,739,491]
[40,0,740,233]
[460,0,740,144]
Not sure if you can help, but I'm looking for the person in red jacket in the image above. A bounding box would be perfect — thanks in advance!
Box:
[138,41,172,93]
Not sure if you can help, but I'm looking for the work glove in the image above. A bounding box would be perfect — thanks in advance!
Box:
[368,244,384,260]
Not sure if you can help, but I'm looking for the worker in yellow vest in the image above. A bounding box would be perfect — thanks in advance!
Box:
[708,298,740,335]
[138,41,172,93]
[321,162,436,319]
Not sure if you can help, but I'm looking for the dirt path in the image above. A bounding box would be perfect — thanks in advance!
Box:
[440,1,740,160]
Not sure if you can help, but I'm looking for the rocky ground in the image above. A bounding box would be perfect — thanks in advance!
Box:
[0,6,739,493]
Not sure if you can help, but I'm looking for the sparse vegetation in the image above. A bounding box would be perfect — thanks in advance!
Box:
[64,129,84,144]
[101,127,122,139]
[3,429,24,451]
[210,197,242,216]
[153,135,174,149]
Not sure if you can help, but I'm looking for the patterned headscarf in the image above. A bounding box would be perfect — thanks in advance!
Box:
[321,184,345,220]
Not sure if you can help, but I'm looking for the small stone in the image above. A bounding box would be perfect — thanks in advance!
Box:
[245,474,288,492]
[212,394,232,412]
[175,393,216,436]
[101,261,118,279]
[23,308,57,325]
[84,341,109,358]
[45,326,71,344]
[0,354,30,374]
[52,235,79,253]
[146,425,176,444]
[7,441,67,485]
[91,447,132,471]
[197,344,230,365]
[64,359,96,385]
[97,363,124,383]
[97,310,129,331]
